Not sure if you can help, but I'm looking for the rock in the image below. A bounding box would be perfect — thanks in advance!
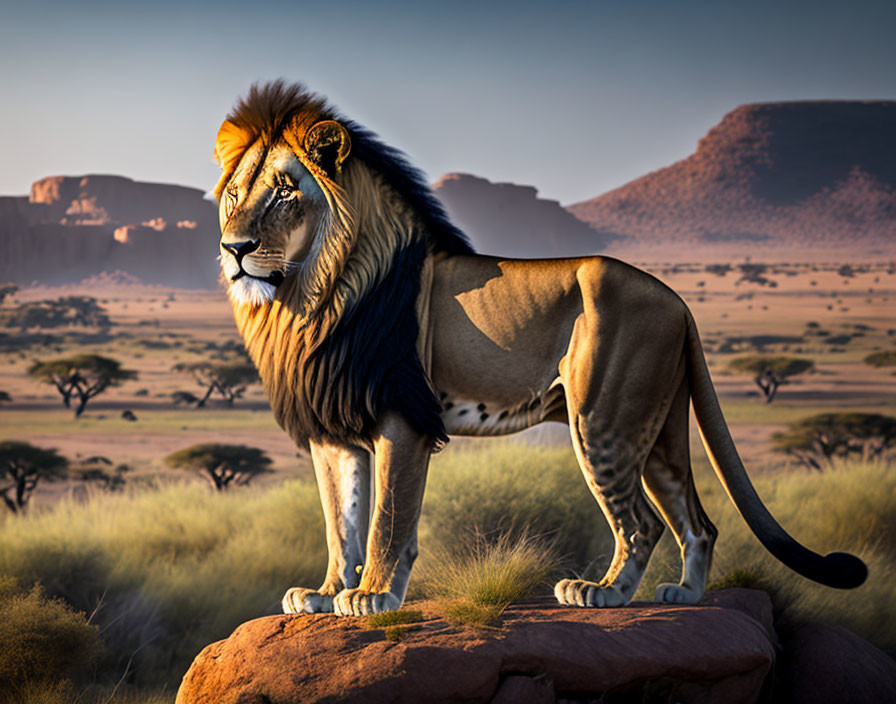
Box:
[433,173,620,259]
[1,174,220,288]
[778,621,896,704]
[176,588,775,704]
[568,101,896,260]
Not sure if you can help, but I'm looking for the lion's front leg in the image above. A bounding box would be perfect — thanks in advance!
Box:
[333,413,431,616]
[283,440,370,614]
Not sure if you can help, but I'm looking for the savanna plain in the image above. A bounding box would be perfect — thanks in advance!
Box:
[1,260,894,703]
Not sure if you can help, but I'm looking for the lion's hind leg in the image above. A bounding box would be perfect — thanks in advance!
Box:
[642,377,717,605]
[555,414,666,607]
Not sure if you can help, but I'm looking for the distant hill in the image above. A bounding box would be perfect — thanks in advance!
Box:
[433,173,620,258]
[3,102,893,290]
[569,101,896,261]
[0,175,219,287]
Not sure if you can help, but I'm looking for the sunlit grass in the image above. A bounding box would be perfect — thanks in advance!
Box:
[711,399,896,425]
[1,437,893,694]
[0,407,280,438]
[0,481,326,687]
[639,457,896,649]
[417,533,560,627]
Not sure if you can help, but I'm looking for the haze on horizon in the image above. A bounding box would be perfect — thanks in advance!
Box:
[1,0,895,205]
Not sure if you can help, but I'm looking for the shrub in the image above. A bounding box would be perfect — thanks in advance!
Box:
[864,350,896,368]
[0,578,100,702]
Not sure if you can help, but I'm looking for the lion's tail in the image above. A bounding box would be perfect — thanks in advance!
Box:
[685,311,867,589]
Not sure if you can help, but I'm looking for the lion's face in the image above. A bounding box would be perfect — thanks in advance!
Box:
[218,140,327,306]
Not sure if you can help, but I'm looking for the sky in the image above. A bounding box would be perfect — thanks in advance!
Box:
[1,0,895,205]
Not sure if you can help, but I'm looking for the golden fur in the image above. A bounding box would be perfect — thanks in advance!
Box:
[214,82,866,616]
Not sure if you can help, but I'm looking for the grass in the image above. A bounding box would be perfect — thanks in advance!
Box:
[0,407,281,439]
[364,610,424,628]
[365,610,424,643]
[638,457,896,650]
[416,532,560,627]
[711,399,896,426]
[420,441,614,570]
[0,440,893,695]
[0,481,327,688]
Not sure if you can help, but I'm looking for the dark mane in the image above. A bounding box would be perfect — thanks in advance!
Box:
[228,80,474,256]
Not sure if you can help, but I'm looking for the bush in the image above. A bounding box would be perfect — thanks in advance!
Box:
[864,350,896,368]
[0,577,100,702]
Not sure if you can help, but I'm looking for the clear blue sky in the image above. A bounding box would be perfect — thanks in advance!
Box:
[1,0,894,204]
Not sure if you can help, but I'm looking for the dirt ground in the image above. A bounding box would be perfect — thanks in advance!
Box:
[1,259,894,509]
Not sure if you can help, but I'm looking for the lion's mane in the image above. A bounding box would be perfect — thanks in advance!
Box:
[220,81,473,447]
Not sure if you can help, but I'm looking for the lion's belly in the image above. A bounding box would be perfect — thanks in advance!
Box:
[438,380,567,436]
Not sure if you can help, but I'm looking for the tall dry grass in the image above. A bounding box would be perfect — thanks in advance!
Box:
[0,440,892,695]
[639,457,896,650]
[0,481,327,687]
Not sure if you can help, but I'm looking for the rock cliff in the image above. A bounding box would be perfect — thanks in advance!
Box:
[1,175,219,288]
[569,101,896,260]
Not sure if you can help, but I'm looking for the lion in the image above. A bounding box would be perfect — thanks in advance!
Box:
[212,81,866,616]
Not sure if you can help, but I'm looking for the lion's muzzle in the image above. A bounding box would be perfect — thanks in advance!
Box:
[222,239,262,281]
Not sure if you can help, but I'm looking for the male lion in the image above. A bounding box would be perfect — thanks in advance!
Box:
[213,81,865,616]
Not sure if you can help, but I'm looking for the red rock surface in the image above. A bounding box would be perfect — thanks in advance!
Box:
[176,589,775,704]
[568,101,896,261]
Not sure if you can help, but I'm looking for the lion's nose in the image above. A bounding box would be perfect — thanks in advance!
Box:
[222,239,261,262]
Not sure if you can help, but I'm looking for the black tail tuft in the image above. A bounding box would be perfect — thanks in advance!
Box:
[821,552,868,589]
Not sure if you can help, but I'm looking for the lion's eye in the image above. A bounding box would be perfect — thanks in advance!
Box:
[277,186,295,200]
[224,189,237,218]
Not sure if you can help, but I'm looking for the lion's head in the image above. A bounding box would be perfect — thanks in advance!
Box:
[212,81,472,447]
[212,81,471,313]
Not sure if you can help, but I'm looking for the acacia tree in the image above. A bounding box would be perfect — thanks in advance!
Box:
[165,443,273,491]
[728,356,814,403]
[0,296,111,330]
[0,441,68,513]
[70,457,129,492]
[28,354,138,417]
[864,351,896,369]
[172,361,259,407]
[773,413,896,470]
[0,283,18,306]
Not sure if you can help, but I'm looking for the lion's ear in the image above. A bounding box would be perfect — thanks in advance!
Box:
[303,120,351,177]
[214,120,251,172]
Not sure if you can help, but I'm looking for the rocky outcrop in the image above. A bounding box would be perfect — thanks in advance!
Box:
[433,173,620,258]
[177,589,778,704]
[569,101,896,260]
[778,621,896,704]
[1,175,219,288]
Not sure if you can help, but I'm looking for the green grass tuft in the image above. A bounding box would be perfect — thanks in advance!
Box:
[440,600,505,628]
[365,609,423,628]
[707,567,770,592]
[418,531,559,627]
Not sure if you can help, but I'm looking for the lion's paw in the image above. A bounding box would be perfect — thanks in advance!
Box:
[554,578,628,608]
[282,587,335,614]
[332,588,400,616]
[654,583,701,605]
